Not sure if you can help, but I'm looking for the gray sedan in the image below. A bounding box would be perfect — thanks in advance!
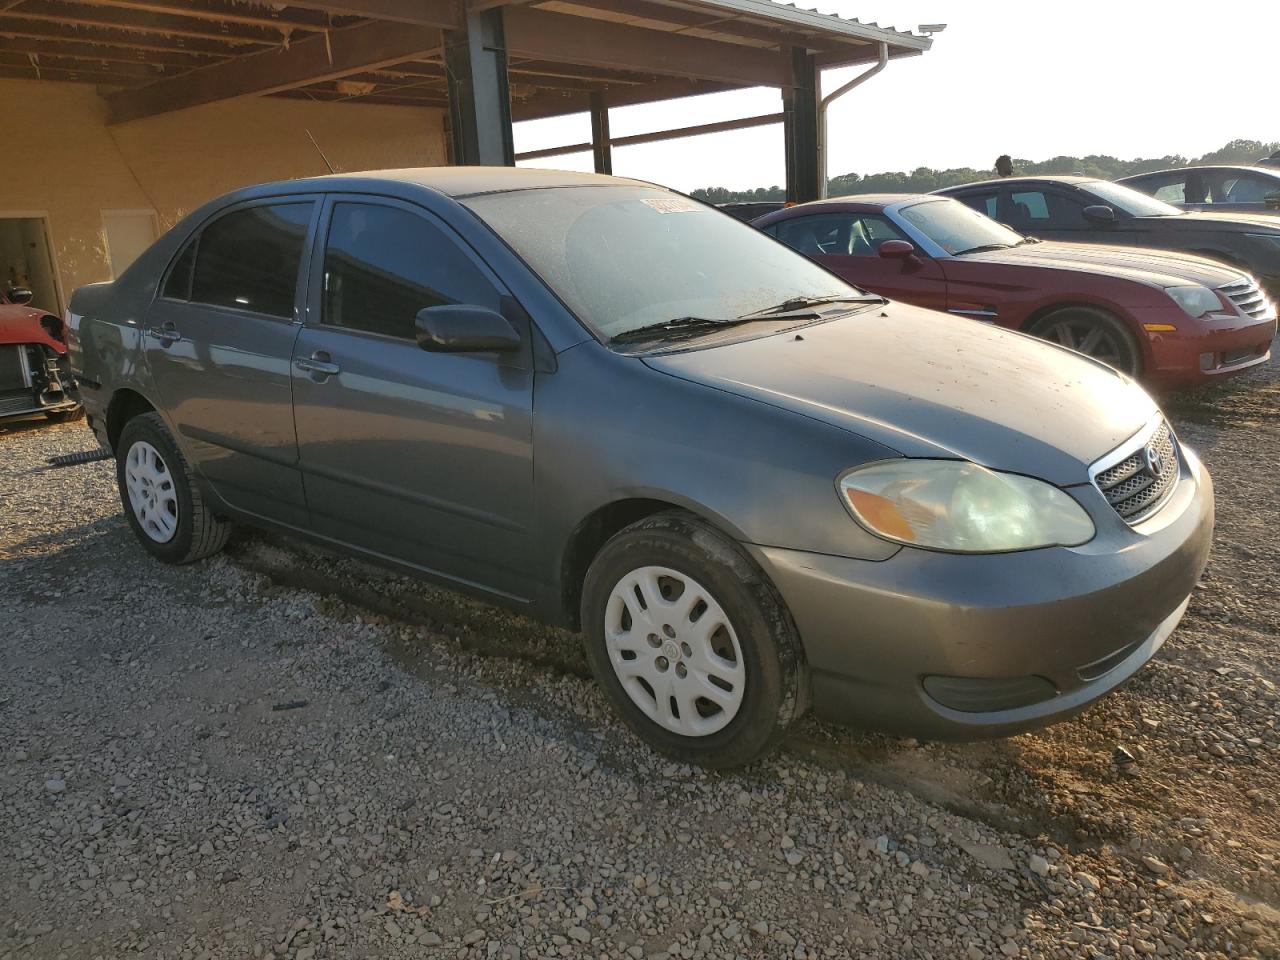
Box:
[67,168,1213,767]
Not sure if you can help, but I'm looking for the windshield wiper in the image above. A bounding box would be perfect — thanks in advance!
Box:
[739,294,883,319]
[610,316,758,344]
[953,242,1015,255]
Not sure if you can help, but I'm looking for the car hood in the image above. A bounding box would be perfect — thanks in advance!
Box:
[966,241,1245,288]
[643,303,1157,486]
[1143,210,1280,233]
[0,304,65,351]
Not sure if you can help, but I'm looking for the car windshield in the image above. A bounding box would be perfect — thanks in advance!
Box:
[1084,180,1182,217]
[463,185,861,340]
[897,198,1025,255]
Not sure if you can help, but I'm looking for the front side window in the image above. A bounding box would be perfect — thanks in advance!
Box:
[898,198,1024,255]
[191,202,314,318]
[1010,191,1051,222]
[1223,174,1275,203]
[1082,180,1181,217]
[463,186,856,340]
[321,202,503,340]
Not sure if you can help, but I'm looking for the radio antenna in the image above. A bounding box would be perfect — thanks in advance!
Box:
[306,129,336,174]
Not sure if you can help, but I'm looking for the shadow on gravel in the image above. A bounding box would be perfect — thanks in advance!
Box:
[227,529,1083,851]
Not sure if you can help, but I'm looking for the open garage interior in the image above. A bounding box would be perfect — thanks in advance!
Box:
[0,216,61,312]
[0,0,929,309]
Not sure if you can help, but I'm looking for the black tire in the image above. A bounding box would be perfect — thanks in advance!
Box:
[1028,307,1142,377]
[580,511,807,769]
[45,406,85,423]
[116,412,230,564]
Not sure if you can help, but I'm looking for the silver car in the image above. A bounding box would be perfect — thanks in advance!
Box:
[68,169,1213,767]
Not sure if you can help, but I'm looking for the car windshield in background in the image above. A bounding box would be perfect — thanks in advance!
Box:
[1084,180,1183,217]
[898,198,1025,255]
[463,186,861,341]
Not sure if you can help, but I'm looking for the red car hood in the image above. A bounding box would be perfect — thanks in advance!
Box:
[965,241,1247,289]
[0,304,65,352]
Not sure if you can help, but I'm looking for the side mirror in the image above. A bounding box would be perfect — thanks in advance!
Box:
[415,304,521,353]
[6,287,33,305]
[877,240,917,260]
[1082,204,1117,224]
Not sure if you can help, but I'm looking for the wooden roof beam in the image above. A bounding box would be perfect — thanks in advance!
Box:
[107,17,443,122]
[503,6,786,87]
[4,1,289,46]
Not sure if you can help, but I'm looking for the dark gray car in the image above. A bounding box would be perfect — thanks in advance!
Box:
[1117,165,1280,215]
[67,168,1214,767]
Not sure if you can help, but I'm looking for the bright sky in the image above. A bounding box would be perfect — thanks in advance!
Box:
[514,0,1278,192]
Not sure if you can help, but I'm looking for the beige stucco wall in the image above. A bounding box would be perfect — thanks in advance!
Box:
[0,79,447,309]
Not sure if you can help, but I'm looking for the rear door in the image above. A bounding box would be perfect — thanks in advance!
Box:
[291,195,536,600]
[144,198,317,526]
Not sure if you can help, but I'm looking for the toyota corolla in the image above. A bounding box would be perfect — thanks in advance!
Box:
[67,169,1213,767]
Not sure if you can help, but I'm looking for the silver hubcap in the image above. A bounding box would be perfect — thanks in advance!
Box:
[125,440,179,543]
[604,565,746,737]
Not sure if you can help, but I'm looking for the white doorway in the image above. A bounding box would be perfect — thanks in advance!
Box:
[102,209,158,279]
[0,215,61,314]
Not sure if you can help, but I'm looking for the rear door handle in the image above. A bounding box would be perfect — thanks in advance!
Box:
[294,354,340,376]
[145,325,182,344]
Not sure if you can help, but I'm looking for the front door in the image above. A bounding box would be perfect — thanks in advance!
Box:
[770,211,948,310]
[291,197,536,601]
[143,198,317,526]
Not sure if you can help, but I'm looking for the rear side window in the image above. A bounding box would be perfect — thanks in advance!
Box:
[190,202,314,318]
[321,202,503,340]
[955,191,998,218]
[162,239,197,300]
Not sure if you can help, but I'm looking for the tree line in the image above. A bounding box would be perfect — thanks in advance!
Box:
[690,138,1280,204]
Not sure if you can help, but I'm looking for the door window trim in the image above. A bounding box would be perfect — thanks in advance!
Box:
[303,193,533,368]
[153,195,323,324]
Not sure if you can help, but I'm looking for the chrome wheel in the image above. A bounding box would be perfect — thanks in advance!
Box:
[124,440,179,543]
[604,565,746,737]
[1039,316,1136,373]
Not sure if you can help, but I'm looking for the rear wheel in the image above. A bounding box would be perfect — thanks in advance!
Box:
[580,511,806,768]
[116,412,230,564]
[1028,307,1141,377]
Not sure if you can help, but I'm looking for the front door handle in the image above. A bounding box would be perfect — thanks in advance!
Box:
[294,353,341,377]
[145,324,182,345]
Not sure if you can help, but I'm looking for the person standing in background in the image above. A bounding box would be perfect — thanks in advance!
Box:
[995,154,1015,177]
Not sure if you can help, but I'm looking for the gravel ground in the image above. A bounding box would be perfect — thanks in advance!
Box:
[2,359,1278,960]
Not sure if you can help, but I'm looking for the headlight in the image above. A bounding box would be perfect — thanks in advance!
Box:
[1164,284,1223,319]
[838,460,1095,553]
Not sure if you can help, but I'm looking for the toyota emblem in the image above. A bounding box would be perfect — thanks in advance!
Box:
[1144,443,1164,478]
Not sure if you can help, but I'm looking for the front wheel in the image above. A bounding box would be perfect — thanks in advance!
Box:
[580,512,807,768]
[116,412,230,564]
[1028,307,1142,377]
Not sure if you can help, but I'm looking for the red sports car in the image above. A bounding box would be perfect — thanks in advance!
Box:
[0,286,81,422]
[755,195,1277,389]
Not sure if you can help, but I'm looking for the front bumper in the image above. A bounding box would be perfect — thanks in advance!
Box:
[748,446,1214,739]
[1139,309,1277,390]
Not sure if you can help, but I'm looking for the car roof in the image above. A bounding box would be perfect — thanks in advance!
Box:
[769,193,934,212]
[1118,164,1280,180]
[224,166,660,203]
[940,175,1098,192]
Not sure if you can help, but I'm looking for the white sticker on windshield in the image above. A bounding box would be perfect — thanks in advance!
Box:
[640,197,702,214]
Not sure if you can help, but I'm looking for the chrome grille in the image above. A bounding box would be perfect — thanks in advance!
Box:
[1218,277,1275,319]
[1092,420,1179,523]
